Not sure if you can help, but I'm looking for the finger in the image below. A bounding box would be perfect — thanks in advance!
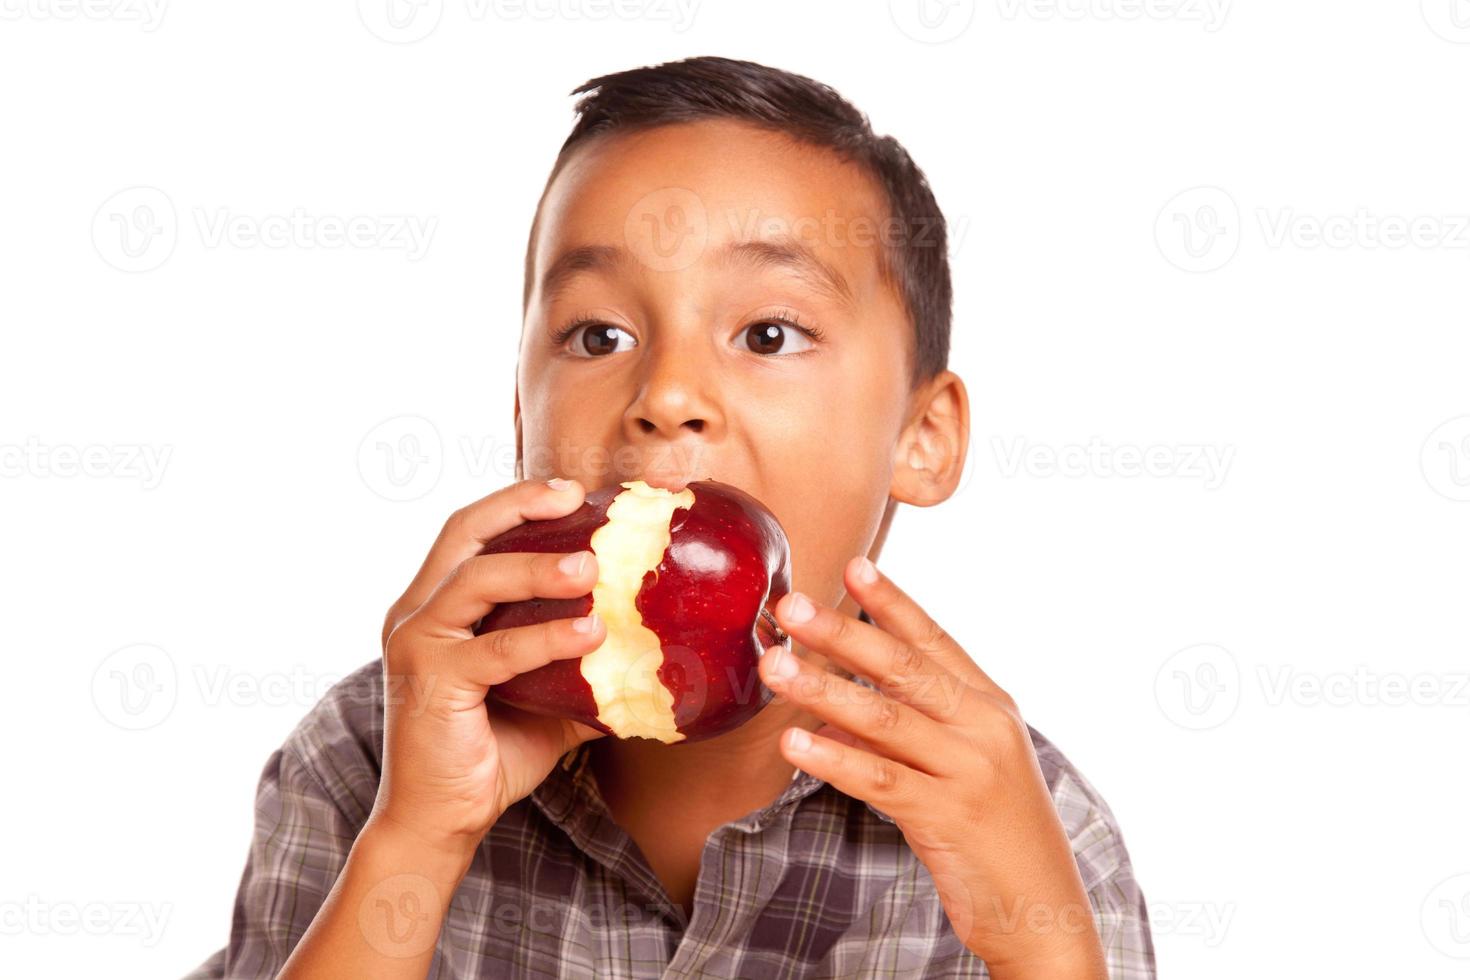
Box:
[454,613,605,688]
[779,725,933,816]
[844,556,1005,697]
[811,724,871,752]
[759,645,949,774]
[773,591,970,723]
[387,478,588,642]
[415,549,599,633]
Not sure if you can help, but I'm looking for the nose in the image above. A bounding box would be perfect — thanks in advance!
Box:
[623,330,725,444]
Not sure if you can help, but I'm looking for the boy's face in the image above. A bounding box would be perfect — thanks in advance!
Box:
[516,119,950,611]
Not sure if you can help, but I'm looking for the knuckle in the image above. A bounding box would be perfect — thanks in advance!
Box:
[919,673,966,720]
[871,695,902,734]
[916,618,951,653]
[824,608,852,644]
[975,695,1029,749]
[444,554,474,587]
[383,617,424,670]
[453,554,497,594]
[869,756,901,793]
[483,625,517,660]
[381,604,403,648]
[885,643,926,685]
[444,505,472,537]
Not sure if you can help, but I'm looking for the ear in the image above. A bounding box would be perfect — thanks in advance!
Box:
[513,387,524,482]
[889,370,970,507]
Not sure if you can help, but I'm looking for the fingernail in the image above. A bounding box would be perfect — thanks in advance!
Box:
[558,551,589,576]
[769,647,798,680]
[784,592,815,625]
[572,612,600,634]
[547,477,575,492]
[853,556,879,585]
[788,728,812,753]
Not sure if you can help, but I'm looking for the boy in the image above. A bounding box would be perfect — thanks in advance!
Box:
[188,56,1154,979]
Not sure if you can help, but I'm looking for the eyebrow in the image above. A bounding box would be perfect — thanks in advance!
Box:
[537,235,856,310]
[716,236,856,310]
[538,244,633,305]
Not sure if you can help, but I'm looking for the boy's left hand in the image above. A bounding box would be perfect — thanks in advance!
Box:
[760,557,1108,980]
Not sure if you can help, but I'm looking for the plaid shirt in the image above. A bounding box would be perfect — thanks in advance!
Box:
[186,658,1155,979]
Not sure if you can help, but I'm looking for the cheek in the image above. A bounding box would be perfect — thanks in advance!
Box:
[744,367,901,600]
[761,443,894,608]
[518,378,623,481]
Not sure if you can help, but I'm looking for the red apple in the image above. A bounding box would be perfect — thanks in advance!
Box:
[475,479,792,743]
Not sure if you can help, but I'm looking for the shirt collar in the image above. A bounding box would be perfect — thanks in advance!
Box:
[531,666,896,833]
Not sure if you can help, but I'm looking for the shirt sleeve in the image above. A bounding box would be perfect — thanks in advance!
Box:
[1074,812,1157,979]
[1029,726,1156,980]
[182,744,361,979]
[1050,770,1157,979]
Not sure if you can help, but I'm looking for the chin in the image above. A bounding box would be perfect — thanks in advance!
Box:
[476,479,792,744]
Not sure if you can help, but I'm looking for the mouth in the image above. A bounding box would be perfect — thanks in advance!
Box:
[638,474,692,492]
[629,467,712,493]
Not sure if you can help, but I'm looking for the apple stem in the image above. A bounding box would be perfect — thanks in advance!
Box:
[761,607,789,645]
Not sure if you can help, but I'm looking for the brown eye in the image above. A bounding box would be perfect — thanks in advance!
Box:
[743,321,814,356]
[570,323,636,357]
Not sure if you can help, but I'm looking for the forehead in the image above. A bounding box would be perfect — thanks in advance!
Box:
[530,119,894,309]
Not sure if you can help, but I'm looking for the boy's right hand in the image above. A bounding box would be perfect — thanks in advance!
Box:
[369,477,608,868]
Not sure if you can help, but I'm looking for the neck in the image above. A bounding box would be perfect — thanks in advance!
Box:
[589,695,811,827]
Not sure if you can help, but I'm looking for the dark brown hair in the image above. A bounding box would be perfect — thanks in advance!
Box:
[524,55,952,385]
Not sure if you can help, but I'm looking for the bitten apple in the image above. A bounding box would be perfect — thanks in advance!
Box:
[475,479,792,743]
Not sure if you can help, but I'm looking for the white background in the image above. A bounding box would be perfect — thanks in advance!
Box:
[2,1,1468,977]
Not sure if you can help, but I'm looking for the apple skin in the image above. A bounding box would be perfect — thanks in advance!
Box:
[474,479,792,743]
